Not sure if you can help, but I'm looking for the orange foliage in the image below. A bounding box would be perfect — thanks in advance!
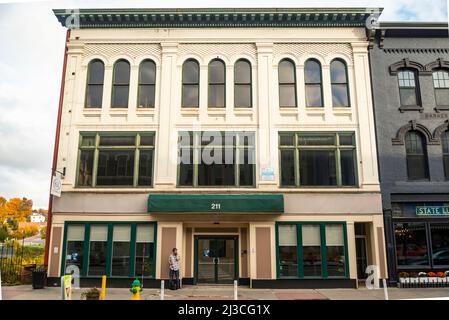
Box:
[11,223,39,239]
[0,197,33,223]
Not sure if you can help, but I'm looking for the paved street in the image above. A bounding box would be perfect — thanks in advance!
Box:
[2,285,449,300]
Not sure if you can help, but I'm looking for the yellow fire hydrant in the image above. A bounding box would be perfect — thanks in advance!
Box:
[130,279,143,300]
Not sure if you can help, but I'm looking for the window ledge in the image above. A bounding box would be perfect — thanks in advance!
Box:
[234,108,253,114]
[69,187,154,193]
[279,108,298,114]
[207,108,227,115]
[435,106,449,112]
[399,106,423,113]
[180,108,199,113]
[305,107,325,113]
[82,109,102,117]
[136,108,155,113]
[333,107,352,113]
[277,187,369,193]
[83,108,102,112]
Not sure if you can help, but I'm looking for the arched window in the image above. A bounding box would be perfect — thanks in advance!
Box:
[278,59,297,108]
[208,59,226,108]
[137,60,156,108]
[405,131,429,180]
[85,59,104,108]
[111,60,130,108]
[234,59,252,108]
[398,69,419,107]
[331,59,350,107]
[182,59,200,108]
[304,59,323,107]
[433,70,449,107]
[443,130,449,180]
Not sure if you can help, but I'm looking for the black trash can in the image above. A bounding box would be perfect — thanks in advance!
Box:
[32,267,47,289]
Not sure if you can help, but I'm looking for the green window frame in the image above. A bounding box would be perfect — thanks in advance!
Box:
[76,132,155,188]
[443,130,449,180]
[177,131,256,188]
[279,132,358,187]
[275,221,349,279]
[61,221,157,279]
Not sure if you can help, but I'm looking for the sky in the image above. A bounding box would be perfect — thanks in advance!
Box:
[0,0,448,209]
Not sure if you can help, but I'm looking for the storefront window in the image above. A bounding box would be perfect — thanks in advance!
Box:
[65,225,85,274]
[431,224,449,266]
[278,225,298,277]
[178,131,255,187]
[77,132,155,187]
[88,225,108,276]
[277,223,348,279]
[135,225,155,277]
[279,132,357,187]
[63,222,156,278]
[111,225,131,276]
[302,225,322,277]
[395,222,429,266]
[326,225,346,277]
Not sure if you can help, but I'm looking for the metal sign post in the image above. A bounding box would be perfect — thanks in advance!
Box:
[0,270,3,300]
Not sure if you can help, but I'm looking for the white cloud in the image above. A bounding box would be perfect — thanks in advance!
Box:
[0,0,447,208]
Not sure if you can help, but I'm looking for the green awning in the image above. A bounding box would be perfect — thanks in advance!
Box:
[148,194,284,213]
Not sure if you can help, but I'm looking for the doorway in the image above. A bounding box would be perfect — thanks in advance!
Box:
[356,236,368,279]
[194,236,238,284]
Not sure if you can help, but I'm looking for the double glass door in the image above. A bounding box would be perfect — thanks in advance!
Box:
[196,236,238,284]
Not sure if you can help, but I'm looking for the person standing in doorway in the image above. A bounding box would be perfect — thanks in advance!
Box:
[169,248,180,290]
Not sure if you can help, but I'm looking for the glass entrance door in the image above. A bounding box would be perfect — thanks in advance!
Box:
[356,236,368,279]
[196,236,238,284]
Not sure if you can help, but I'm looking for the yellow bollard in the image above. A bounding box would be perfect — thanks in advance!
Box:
[101,275,107,300]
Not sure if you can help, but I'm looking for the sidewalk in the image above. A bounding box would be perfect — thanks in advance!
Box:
[3,285,449,300]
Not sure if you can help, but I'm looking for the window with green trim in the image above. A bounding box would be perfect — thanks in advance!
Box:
[77,132,155,187]
[64,225,85,274]
[442,130,449,180]
[279,132,357,187]
[178,131,255,187]
[276,222,348,279]
[62,222,156,278]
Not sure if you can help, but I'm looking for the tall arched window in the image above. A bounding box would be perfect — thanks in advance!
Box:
[85,59,104,108]
[137,59,156,108]
[443,130,449,180]
[405,131,429,180]
[208,59,226,108]
[304,59,323,107]
[398,69,419,107]
[278,59,297,108]
[182,59,200,108]
[234,59,252,108]
[111,59,130,108]
[331,59,350,107]
[433,70,449,107]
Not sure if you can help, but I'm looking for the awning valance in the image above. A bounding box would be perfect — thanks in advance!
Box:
[148,194,284,214]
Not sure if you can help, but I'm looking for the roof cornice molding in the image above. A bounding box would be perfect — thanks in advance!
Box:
[53,7,382,29]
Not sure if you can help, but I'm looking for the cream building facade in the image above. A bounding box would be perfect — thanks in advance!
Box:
[47,8,387,288]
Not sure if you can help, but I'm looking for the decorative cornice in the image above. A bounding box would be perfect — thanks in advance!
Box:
[389,58,449,76]
[53,8,380,29]
[389,58,426,75]
[392,120,439,145]
[433,120,449,142]
[425,58,449,71]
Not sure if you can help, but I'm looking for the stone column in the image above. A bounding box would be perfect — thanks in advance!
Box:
[155,43,178,189]
[256,43,277,189]
[351,43,380,190]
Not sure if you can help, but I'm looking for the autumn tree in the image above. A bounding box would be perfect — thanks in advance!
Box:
[11,223,39,239]
[0,197,33,225]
